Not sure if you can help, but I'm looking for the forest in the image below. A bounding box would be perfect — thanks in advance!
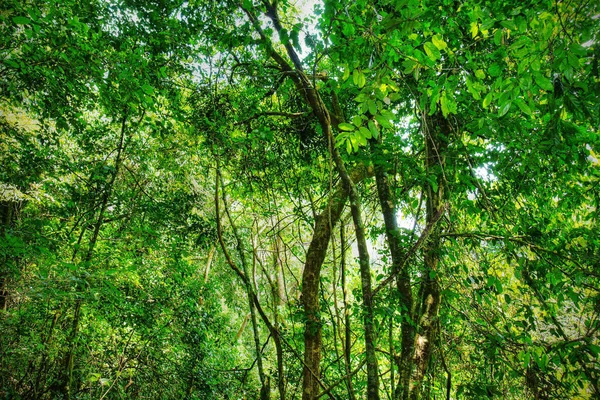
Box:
[1,0,599,399]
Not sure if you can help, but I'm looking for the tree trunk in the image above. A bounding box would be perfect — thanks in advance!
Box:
[409,112,448,399]
[340,224,356,400]
[0,199,24,310]
[373,145,416,400]
[301,167,368,399]
[332,150,380,399]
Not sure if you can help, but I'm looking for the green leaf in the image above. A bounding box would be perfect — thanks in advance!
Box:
[475,69,486,80]
[470,22,479,38]
[466,77,481,100]
[498,100,512,117]
[368,100,377,115]
[338,122,355,131]
[494,29,503,45]
[368,120,379,139]
[342,65,350,81]
[359,126,372,139]
[431,34,447,50]
[402,59,417,73]
[13,16,31,24]
[279,28,289,44]
[424,42,441,61]
[353,69,366,88]
[515,99,533,116]
[440,91,456,117]
[588,344,600,357]
[483,92,493,108]
[374,114,392,128]
[567,53,579,69]
[141,84,154,95]
[533,72,553,91]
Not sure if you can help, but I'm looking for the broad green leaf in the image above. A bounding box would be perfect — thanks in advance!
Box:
[494,29,503,45]
[357,72,366,88]
[424,42,441,61]
[488,63,502,77]
[589,344,600,357]
[279,28,289,44]
[402,59,417,73]
[353,69,366,88]
[359,126,372,139]
[483,91,493,108]
[470,21,479,38]
[374,114,392,128]
[13,16,31,24]
[368,100,377,115]
[429,88,440,114]
[368,120,379,139]
[342,66,350,81]
[431,34,447,50]
[440,91,456,117]
[523,351,531,368]
[498,100,512,117]
[515,99,533,116]
[356,133,367,146]
[475,69,486,80]
[338,122,355,131]
[567,53,579,69]
[466,77,481,100]
[533,72,553,91]
[141,84,154,95]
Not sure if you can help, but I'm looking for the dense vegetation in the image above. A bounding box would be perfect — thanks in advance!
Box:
[1,0,599,399]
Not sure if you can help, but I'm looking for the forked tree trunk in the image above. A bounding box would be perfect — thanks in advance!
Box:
[301,167,369,399]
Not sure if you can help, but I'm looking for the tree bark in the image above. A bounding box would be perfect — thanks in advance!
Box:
[409,112,449,400]
[340,224,356,400]
[328,140,380,399]
[0,199,24,310]
[373,148,416,400]
[301,166,369,399]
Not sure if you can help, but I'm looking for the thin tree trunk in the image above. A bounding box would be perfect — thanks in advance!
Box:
[204,243,216,282]
[372,143,416,400]
[326,125,379,399]
[340,224,356,400]
[409,112,448,400]
[273,234,286,399]
[300,167,369,399]
[0,199,24,310]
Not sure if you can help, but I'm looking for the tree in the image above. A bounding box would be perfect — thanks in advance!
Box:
[1,0,599,399]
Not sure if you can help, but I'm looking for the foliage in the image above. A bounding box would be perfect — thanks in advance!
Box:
[1,0,599,399]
